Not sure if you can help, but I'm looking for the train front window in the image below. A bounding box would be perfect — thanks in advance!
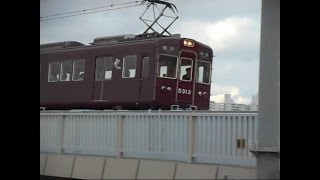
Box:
[60,60,72,81]
[158,55,177,79]
[95,56,113,81]
[48,61,60,82]
[196,61,211,84]
[122,55,137,78]
[180,58,193,81]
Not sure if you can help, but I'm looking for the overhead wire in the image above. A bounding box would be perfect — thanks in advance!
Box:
[40,0,143,21]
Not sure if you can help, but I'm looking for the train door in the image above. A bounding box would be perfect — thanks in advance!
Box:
[92,56,113,102]
[177,51,197,106]
[119,55,140,103]
[139,55,151,100]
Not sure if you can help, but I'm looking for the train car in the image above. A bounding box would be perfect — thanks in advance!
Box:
[40,34,213,110]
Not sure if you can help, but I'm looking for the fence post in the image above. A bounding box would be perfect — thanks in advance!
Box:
[117,115,125,158]
[60,115,66,154]
[187,115,196,163]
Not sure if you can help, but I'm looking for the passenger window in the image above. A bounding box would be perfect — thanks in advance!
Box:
[142,57,149,78]
[48,61,60,82]
[180,58,193,81]
[60,60,72,81]
[158,55,177,79]
[95,56,113,81]
[104,57,113,79]
[197,61,211,84]
[123,55,137,78]
[72,59,85,81]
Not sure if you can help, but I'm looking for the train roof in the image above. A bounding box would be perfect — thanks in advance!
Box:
[40,33,182,52]
[40,33,213,54]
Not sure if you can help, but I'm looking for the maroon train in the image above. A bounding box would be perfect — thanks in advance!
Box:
[40,34,213,110]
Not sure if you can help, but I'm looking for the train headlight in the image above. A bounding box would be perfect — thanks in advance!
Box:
[167,86,172,91]
[161,86,167,91]
[198,91,202,96]
[183,39,195,47]
[203,92,208,97]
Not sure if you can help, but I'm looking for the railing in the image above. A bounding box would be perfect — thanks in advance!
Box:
[40,110,258,167]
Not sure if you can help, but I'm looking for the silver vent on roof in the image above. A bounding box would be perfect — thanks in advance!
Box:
[40,41,84,50]
[93,34,136,45]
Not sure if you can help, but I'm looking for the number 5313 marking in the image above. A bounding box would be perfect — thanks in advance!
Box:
[178,88,191,95]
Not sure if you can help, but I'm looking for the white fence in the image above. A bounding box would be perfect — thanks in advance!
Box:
[40,110,258,167]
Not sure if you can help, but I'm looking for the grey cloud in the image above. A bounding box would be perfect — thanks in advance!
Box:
[211,58,259,98]
[171,0,261,22]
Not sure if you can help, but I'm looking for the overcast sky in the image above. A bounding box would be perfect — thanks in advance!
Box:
[40,0,262,104]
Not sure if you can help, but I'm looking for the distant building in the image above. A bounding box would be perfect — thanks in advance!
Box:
[252,95,258,105]
[210,94,258,111]
[209,101,224,111]
[249,94,258,111]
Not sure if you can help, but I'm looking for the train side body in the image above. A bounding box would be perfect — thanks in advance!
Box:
[40,35,213,110]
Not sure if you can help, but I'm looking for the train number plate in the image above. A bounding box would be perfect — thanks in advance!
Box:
[178,88,191,95]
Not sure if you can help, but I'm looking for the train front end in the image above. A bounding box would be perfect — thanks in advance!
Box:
[155,37,213,110]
